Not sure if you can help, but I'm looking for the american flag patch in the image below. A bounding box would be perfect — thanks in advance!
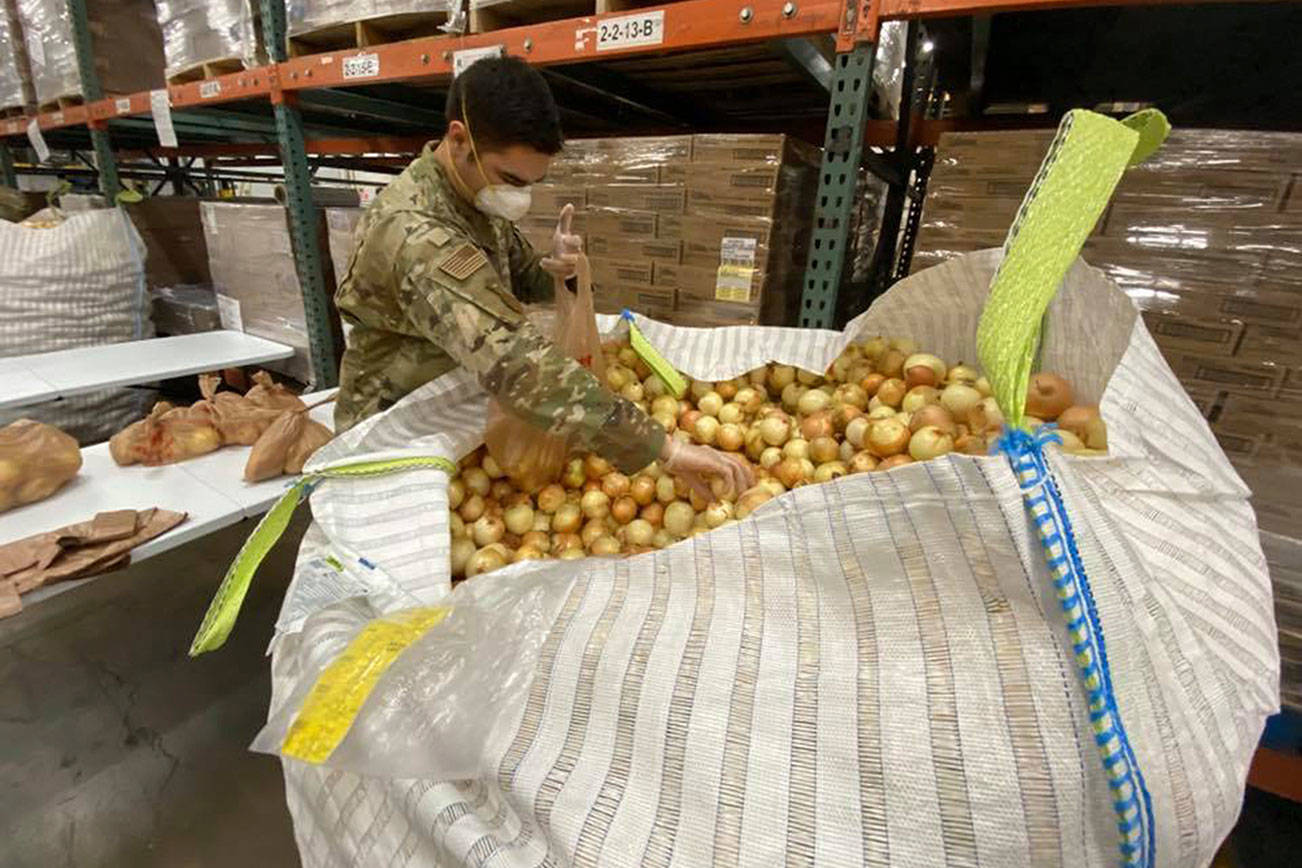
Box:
[438,243,488,281]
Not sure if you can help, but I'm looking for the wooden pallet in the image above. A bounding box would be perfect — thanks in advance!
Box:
[167,57,245,86]
[469,0,658,33]
[1,106,28,120]
[288,10,454,57]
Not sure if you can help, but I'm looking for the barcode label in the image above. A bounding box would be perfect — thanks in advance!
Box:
[597,10,665,52]
[199,80,221,99]
[342,53,380,79]
[715,265,755,303]
[720,236,758,266]
[51,112,62,125]
[115,98,131,114]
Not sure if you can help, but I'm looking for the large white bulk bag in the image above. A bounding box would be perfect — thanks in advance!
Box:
[0,208,153,441]
[246,245,1276,867]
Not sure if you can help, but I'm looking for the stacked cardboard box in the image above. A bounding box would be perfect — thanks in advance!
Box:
[913,128,1302,709]
[521,133,819,327]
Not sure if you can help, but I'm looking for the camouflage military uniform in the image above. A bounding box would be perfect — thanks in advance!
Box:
[335,145,665,473]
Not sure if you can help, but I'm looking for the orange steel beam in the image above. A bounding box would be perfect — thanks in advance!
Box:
[1246,747,1302,803]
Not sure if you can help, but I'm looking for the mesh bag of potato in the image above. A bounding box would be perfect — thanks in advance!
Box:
[237,113,1273,868]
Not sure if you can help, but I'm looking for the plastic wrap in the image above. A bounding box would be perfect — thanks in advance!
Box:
[324,206,363,285]
[149,284,220,335]
[287,0,454,40]
[913,127,1302,712]
[154,0,259,80]
[261,249,1273,866]
[0,0,35,111]
[532,134,818,327]
[200,201,314,385]
[16,0,164,104]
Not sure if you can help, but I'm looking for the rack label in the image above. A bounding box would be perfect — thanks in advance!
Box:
[150,89,178,148]
[452,45,504,77]
[596,10,665,52]
[342,53,380,80]
[51,112,62,126]
[26,120,50,164]
[199,80,222,99]
[115,98,132,114]
[216,294,244,332]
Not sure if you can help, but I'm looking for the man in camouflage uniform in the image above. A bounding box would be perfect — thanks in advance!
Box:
[335,56,749,492]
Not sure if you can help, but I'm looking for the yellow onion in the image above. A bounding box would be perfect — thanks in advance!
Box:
[537,483,566,513]
[845,415,871,448]
[860,372,885,397]
[552,503,582,533]
[704,500,734,529]
[641,501,664,527]
[909,425,955,461]
[448,479,465,510]
[622,518,655,547]
[903,353,946,388]
[581,518,608,548]
[781,382,807,412]
[760,446,784,469]
[866,417,910,457]
[601,472,630,500]
[946,363,980,386]
[656,475,677,504]
[459,493,486,522]
[878,454,914,471]
[734,387,762,413]
[462,466,491,497]
[797,388,832,416]
[644,374,668,399]
[664,501,695,537]
[810,436,840,464]
[449,513,466,539]
[967,397,1005,437]
[612,495,638,525]
[877,349,906,379]
[849,451,878,473]
[559,547,586,561]
[522,530,551,552]
[774,457,811,489]
[581,489,611,520]
[717,423,745,452]
[620,381,644,403]
[909,403,956,436]
[585,454,613,479]
[450,537,476,576]
[940,383,982,419]
[562,458,586,489]
[783,438,811,461]
[744,427,767,461]
[735,486,773,519]
[796,369,822,386]
[902,385,941,414]
[813,461,848,483]
[513,546,546,563]
[769,364,796,391]
[503,503,535,536]
[861,336,887,359]
[552,531,583,552]
[1025,372,1074,421]
[875,378,907,408]
[800,410,835,441]
[629,475,656,506]
[695,415,720,445]
[481,454,506,479]
[652,528,674,549]
[466,545,508,577]
[1056,405,1108,450]
[719,402,744,424]
[698,392,724,417]
[651,395,679,418]
[490,480,514,503]
[757,413,792,446]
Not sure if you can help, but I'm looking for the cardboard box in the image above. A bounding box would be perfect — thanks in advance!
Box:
[686,163,784,199]
[677,215,772,269]
[675,298,762,327]
[1142,312,1243,357]
[690,133,819,166]
[587,235,681,263]
[686,187,777,220]
[618,286,676,320]
[1182,386,1222,419]
[1167,353,1285,396]
[1238,323,1302,365]
[586,184,685,213]
[529,184,586,213]
[592,258,655,289]
[586,207,657,239]
[655,262,763,305]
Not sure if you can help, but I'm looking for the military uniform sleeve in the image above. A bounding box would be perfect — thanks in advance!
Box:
[507,224,556,304]
[398,228,664,473]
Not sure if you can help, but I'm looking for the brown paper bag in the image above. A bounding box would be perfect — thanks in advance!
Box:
[0,420,83,513]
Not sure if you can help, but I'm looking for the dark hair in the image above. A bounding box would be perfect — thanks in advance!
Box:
[446,56,563,155]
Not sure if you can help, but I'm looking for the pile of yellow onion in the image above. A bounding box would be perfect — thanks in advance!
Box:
[450,337,1107,578]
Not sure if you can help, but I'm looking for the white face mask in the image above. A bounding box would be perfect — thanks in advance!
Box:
[474,184,532,222]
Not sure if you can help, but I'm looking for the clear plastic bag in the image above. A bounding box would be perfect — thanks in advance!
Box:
[482,256,607,492]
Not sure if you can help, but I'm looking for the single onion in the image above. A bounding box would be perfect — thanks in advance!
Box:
[559,548,586,561]
[664,501,696,537]
[690,379,713,401]
[866,405,896,422]
[459,493,486,522]
[875,378,907,408]
[695,415,720,445]
[904,353,946,388]
[877,349,906,379]
[758,477,786,497]
[562,458,586,489]
[466,545,508,577]
[909,403,956,435]
[774,457,810,489]
[450,537,476,576]
[717,423,745,452]
[760,446,784,469]
[679,409,702,434]
[1056,405,1107,450]
[582,479,602,494]
[878,454,915,471]
[537,483,566,513]
[735,387,761,413]
[656,475,677,504]
[606,365,631,391]
[909,425,955,461]
[797,388,832,416]
[621,381,645,403]
[839,439,856,462]
[946,363,980,386]
[719,402,744,425]
[768,365,796,391]
[644,375,667,399]
[629,475,656,506]
[757,414,792,446]
[940,383,982,419]
[783,438,811,461]
[651,395,679,417]
[1025,372,1074,420]
[1056,430,1086,452]
[513,546,546,563]
[735,486,773,519]
[449,513,465,539]
[833,383,869,410]
[796,369,822,386]
[745,427,767,460]
[581,518,608,548]
[867,417,910,457]
[861,336,887,359]
[781,382,807,412]
[652,528,674,549]
[581,489,611,520]
[810,436,840,465]
[800,411,834,441]
[698,391,724,417]
[845,416,871,448]
[975,377,992,397]
[585,454,613,479]
[552,531,583,552]
[448,478,465,510]
[481,454,506,479]
[504,503,535,535]
[967,397,1005,436]
[689,488,710,511]
[813,461,848,483]
[902,385,941,414]
[704,500,734,529]
[622,518,655,547]
[463,466,491,497]
[954,432,987,455]
[532,512,552,533]
[641,501,664,527]
[521,530,551,552]
[849,451,878,473]
[717,380,740,401]
[552,503,582,533]
[491,480,514,503]
[831,403,862,434]
[612,495,638,524]
[602,472,630,500]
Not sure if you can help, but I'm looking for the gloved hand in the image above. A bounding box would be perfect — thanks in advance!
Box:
[540,203,582,280]
[659,437,755,502]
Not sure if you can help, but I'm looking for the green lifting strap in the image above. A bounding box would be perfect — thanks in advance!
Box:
[976,109,1170,426]
[189,455,458,656]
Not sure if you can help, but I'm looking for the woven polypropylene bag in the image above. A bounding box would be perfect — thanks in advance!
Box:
[0,208,153,442]
[257,248,1277,868]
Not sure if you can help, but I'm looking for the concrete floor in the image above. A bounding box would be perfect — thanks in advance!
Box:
[0,516,307,868]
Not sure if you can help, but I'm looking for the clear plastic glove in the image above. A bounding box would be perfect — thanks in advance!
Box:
[540,203,582,280]
[659,437,755,502]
